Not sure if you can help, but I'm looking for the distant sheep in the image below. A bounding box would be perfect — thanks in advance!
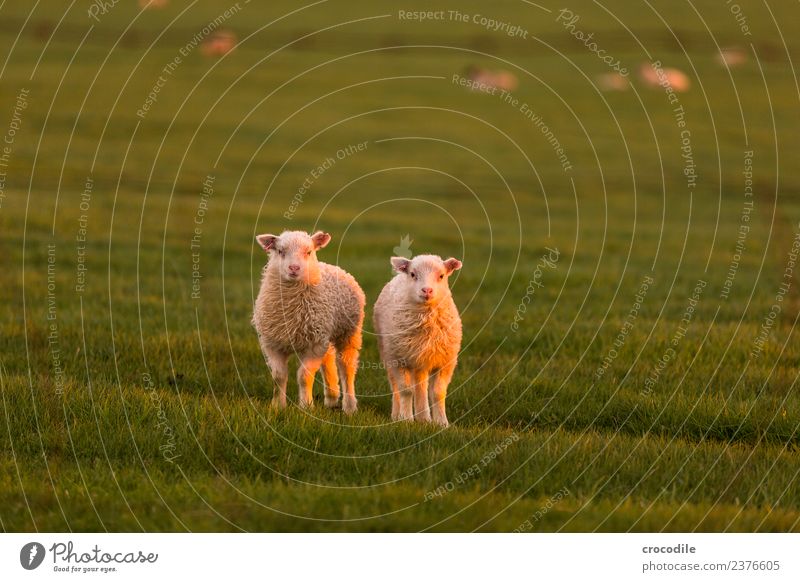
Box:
[202,29,237,57]
[373,254,463,427]
[716,47,747,67]
[464,65,519,92]
[252,230,365,413]
[139,0,168,8]
[596,72,630,92]
[638,62,691,92]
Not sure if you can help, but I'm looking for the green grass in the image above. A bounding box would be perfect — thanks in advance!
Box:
[1,0,800,531]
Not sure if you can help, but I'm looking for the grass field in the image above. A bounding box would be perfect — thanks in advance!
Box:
[1,0,800,531]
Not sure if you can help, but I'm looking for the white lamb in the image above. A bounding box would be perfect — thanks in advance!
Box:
[373,254,463,426]
[252,230,365,413]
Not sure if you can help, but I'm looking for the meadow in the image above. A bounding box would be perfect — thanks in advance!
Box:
[1,0,800,531]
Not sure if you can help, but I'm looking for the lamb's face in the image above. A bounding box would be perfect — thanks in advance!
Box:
[390,254,462,306]
[256,230,331,285]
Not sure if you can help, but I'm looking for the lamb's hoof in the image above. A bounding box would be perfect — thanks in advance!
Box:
[298,399,314,410]
[324,395,342,409]
[433,417,449,428]
[270,397,287,410]
[415,415,432,423]
[342,395,357,415]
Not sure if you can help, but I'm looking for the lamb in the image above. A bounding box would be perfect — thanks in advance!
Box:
[373,254,463,427]
[252,230,365,414]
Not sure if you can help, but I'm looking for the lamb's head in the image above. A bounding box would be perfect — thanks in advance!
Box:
[390,254,462,306]
[256,230,331,285]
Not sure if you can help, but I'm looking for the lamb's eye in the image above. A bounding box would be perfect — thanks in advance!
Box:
[306,250,312,257]
[410,272,416,279]
[439,274,444,280]
[278,250,285,257]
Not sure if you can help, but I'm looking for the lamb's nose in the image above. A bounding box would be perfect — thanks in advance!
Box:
[421,287,433,296]
[288,264,300,272]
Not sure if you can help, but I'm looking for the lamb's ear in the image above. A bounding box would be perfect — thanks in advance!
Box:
[443,258,462,274]
[311,231,331,250]
[256,234,278,252]
[391,257,411,274]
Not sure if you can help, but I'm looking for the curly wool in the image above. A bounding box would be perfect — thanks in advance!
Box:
[374,274,462,370]
[253,262,365,356]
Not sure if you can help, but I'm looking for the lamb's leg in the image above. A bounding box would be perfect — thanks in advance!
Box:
[297,352,325,408]
[334,322,362,414]
[377,335,399,417]
[321,345,340,408]
[391,367,413,421]
[412,369,431,422]
[429,365,455,427]
[336,346,359,415]
[428,369,437,409]
[387,365,407,421]
[264,348,289,409]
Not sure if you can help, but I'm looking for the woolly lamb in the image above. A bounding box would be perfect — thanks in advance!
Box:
[373,254,463,426]
[252,230,365,414]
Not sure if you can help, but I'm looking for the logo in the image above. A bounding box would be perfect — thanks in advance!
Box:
[20,542,46,570]
[393,234,413,258]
